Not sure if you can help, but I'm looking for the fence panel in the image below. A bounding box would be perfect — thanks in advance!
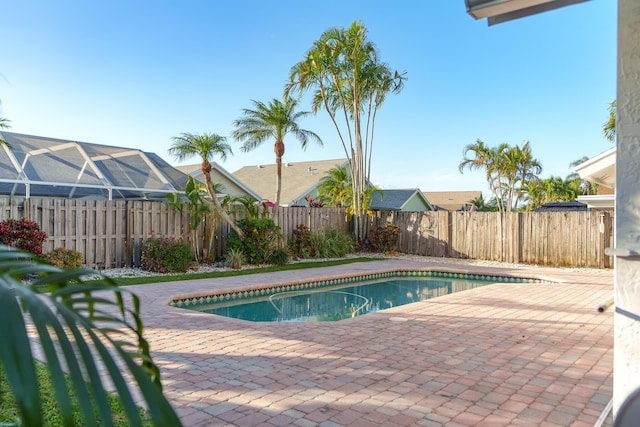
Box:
[0,196,615,269]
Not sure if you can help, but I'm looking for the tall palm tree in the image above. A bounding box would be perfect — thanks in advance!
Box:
[286,20,405,243]
[507,141,542,210]
[232,97,322,218]
[168,132,243,238]
[459,140,507,211]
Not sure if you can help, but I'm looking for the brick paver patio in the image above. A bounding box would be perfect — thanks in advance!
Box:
[128,258,613,426]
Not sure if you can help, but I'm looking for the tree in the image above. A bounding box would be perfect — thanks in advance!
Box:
[459,140,508,211]
[168,132,244,238]
[523,175,582,210]
[0,116,10,146]
[603,99,616,142]
[286,20,406,243]
[0,246,182,426]
[232,97,322,219]
[468,195,496,212]
[166,175,211,262]
[459,140,542,212]
[317,165,352,208]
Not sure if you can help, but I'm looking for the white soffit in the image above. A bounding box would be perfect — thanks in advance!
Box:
[577,194,615,210]
[574,147,616,189]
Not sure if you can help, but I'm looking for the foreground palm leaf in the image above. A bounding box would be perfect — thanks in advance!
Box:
[0,246,182,427]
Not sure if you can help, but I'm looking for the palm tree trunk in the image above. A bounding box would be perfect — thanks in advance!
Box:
[273,140,285,221]
[202,162,244,239]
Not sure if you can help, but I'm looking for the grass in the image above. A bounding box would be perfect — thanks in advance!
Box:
[85,256,384,287]
[0,362,152,426]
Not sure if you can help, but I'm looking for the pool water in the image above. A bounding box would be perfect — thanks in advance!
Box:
[185,275,521,322]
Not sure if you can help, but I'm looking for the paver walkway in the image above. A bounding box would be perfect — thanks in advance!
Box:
[129,258,613,426]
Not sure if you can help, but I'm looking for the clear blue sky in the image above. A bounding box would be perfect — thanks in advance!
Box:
[1,1,616,196]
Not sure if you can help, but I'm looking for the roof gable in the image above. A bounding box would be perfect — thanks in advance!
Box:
[232,159,348,206]
[176,162,261,200]
[370,189,433,211]
[423,191,482,211]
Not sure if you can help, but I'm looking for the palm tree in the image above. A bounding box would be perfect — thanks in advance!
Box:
[460,140,542,212]
[0,116,10,146]
[286,21,406,243]
[0,246,181,426]
[459,140,507,211]
[317,165,352,207]
[507,141,542,210]
[232,97,322,219]
[166,175,211,261]
[168,132,243,238]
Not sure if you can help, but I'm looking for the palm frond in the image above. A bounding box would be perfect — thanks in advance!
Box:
[0,246,182,427]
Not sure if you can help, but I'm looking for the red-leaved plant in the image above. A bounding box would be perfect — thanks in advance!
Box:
[0,218,48,256]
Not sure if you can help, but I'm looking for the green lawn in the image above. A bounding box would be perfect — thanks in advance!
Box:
[0,362,153,427]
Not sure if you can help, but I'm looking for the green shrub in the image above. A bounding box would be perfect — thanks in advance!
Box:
[289,224,311,258]
[324,229,356,257]
[369,224,402,253]
[290,228,355,259]
[228,218,283,265]
[140,237,192,273]
[268,248,290,266]
[223,247,246,269]
[43,247,83,269]
[0,218,48,256]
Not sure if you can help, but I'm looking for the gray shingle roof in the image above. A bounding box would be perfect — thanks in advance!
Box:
[370,189,432,211]
[232,159,348,206]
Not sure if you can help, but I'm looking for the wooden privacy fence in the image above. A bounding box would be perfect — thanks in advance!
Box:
[371,210,614,268]
[0,197,189,268]
[0,196,613,269]
[0,197,350,268]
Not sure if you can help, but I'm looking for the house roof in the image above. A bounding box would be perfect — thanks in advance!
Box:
[465,0,589,25]
[176,162,261,200]
[370,189,433,211]
[232,159,349,206]
[533,201,588,212]
[0,131,188,200]
[423,191,482,211]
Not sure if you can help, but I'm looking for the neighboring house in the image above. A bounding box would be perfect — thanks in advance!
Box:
[0,131,189,200]
[232,159,349,207]
[423,191,482,211]
[574,146,616,210]
[176,162,261,201]
[533,201,588,212]
[370,189,433,212]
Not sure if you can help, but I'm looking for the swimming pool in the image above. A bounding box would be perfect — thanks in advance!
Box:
[171,270,537,322]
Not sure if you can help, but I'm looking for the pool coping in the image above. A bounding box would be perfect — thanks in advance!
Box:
[167,266,549,309]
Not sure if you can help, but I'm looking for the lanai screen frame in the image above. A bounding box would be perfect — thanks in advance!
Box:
[0,132,186,200]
